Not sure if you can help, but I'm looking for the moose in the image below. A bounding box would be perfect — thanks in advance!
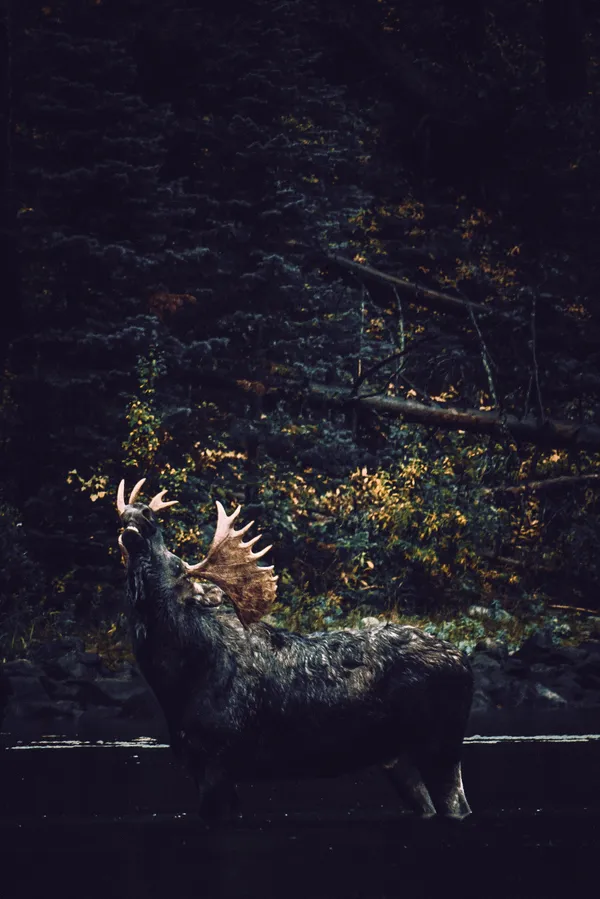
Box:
[116,478,473,822]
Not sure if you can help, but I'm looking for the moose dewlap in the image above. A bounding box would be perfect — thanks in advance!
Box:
[116,479,473,821]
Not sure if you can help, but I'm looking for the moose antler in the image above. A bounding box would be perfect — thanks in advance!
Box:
[117,479,178,516]
[148,489,179,513]
[185,502,278,627]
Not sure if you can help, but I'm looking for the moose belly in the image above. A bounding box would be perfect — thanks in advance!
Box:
[225,713,415,781]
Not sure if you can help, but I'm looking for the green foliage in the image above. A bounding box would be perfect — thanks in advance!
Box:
[3,0,600,661]
[0,498,49,657]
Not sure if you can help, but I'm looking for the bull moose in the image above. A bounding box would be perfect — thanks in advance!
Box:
[116,478,473,822]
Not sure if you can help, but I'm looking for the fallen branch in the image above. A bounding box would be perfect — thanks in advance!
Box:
[479,552,553,574]
[192,372,600,451]
[483,475,600,496]
[327,254,516,321]
[548,604,600,616]
[307,383,600,450]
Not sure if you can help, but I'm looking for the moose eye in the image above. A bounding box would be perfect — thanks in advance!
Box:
[141,508,153,522]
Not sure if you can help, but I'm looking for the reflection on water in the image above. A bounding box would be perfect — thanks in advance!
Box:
[1,733,600,899]
[7,733,600,749]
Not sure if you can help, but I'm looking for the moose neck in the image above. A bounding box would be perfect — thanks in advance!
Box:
[125,543,226,700]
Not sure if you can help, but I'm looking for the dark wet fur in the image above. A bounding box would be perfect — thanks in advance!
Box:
[119,503,473,821]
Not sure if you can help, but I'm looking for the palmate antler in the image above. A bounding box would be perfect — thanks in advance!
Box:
[116,478,179,516]
[185,502,278,627]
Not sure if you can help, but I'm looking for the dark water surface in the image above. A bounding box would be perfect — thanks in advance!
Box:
[1,731,599,899]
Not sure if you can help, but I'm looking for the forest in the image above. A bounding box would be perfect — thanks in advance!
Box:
[1,0,600,661]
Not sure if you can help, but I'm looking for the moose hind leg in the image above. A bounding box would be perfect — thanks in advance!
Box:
[385,754,437,818]
[422,756,471,820]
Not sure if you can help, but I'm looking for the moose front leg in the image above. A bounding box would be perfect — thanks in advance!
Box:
[385,754,437,818]
[194,764,240,825]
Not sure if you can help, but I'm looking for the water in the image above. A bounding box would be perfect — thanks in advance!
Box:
[1,732,600,899]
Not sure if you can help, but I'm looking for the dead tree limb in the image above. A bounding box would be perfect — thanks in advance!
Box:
[327,254,517,321]
[548,604,599,616]
[192,372,600,452]
[483,474,600,496]
[307,383,600,450]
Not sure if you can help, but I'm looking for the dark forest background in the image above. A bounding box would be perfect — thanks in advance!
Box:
[1,0,600,660]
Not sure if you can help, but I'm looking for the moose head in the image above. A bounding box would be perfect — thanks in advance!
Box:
[116,478,278,625]
[117,478,178,562]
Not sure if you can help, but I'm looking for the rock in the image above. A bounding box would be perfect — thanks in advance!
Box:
[8,698,83,720]
[470,689,494,714]
[42,655,95,681]
[547,646,588,666]
[575,670,600,691]
[110,660,140,679]
[80,651,102,665]
[8,675,50,702]
[471,654,510,708]
[44,699,83,718]
[504,657,527,676]
[361,617,380,628]
[575,693,600,710]
[552,672,584,702]
[578,640,600,656]
[33,638,85,662]
[473,639,509,662]
[489,677,531,708]
[79,677,156,717]
[530,662,557,677]
[587,620,600,639]
[471,653,503,674]
[0,665,12,727]
[42,677,85,702]
[574,653,600,680]
[81,706,125,720]
[2,659,44,678]
[532,684,568,708]
[515,628,555,661]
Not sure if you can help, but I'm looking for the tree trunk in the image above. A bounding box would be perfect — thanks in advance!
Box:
[0,0,20,372]
[543,0,588,103]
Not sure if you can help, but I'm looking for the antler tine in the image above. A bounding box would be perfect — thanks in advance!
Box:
[128,478,147,505]
[240,534,273,560]
[213,501,242,545]
[250,544,273,560]
[148,489,179,513]
[117,480,126,516]
[184,501,278,626]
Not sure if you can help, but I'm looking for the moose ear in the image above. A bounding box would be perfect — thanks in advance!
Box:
[176,576,224,607]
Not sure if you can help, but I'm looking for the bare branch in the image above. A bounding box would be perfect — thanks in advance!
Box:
[483,474,600,496]
[352,336,429,391]
[548,604,600,615]
[328,254,516,320]
[306,382,600,450]
[530,291,544,420]
[468,307,498,407]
